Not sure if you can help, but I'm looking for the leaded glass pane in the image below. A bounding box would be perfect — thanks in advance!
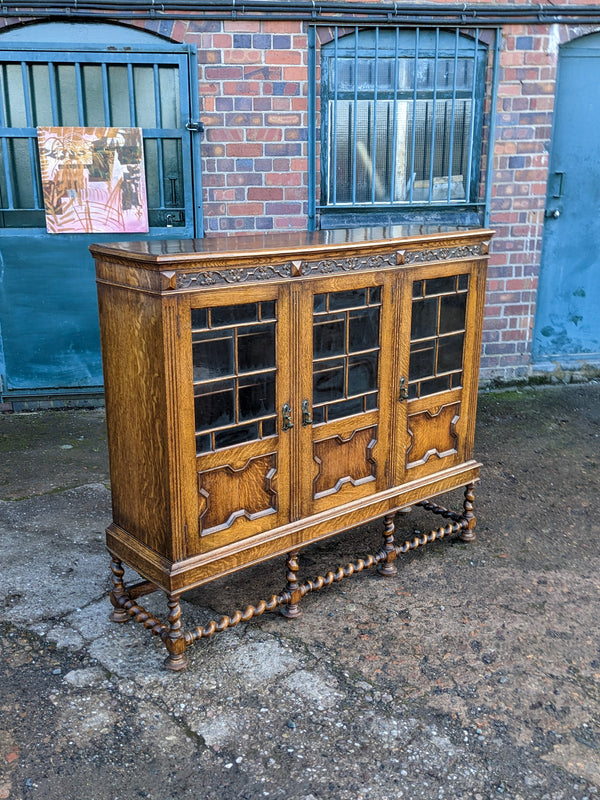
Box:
[192,303,278,453]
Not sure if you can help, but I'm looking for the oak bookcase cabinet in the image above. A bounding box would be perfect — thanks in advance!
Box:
[91,226,492,670]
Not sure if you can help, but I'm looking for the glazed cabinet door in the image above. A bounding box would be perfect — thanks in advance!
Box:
[187,285,292,552]
[294,273,396,519]
[392,259,487,483]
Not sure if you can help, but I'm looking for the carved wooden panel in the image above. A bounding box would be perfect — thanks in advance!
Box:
[198,453,277,535]
[313,426,377,499]
[406,403,460,469]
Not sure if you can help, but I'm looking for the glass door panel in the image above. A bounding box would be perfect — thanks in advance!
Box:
[191,288,291,551]
[298,275,393,518]
[400,266,476,482]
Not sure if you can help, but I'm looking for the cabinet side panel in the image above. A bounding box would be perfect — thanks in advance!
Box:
[97,282,170,558]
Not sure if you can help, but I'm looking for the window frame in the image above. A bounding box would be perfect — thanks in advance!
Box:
[310,25,496,231]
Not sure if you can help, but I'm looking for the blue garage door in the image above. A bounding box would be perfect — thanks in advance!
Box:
[0,24,202,398]
[533,33,600,367]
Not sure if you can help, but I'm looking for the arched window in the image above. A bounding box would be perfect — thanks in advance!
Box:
[318,27,489,226]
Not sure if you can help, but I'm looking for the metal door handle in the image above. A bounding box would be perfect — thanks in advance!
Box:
[282,403,294,431]
[302,399,313,426]
[552,171,565,199]
[399,376,409,402]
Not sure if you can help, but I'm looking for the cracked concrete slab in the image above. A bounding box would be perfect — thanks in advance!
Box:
[0,385,599,800]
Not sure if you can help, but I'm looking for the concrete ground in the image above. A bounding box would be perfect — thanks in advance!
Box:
[0,383,599,800]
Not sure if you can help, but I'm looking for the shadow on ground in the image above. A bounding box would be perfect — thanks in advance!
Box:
[0,384,599,800]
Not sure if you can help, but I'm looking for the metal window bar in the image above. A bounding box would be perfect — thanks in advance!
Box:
[127,63,136,126]
[447,28,460,204]
[0,76,14,211]
[313,24,492,219]
[351,27,359,206]
[21,62,41,210]
[408,28,419,204]
[153,64,167,211]
[0,49,195,234]
[427,29,440,204]
[464,28,480,204]
[75,62,85,125]
[389,28,400,204]
[370,26,379,204]
[101,62,110,125]
[331,28,339,205]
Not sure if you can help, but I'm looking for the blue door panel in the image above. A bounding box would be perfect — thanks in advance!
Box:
[533,39,600,362]
[0,37,201,396]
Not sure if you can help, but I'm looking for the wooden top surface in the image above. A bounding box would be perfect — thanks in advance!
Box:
[90,225,494,268]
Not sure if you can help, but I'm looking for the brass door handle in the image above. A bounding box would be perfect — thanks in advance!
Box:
[302,399,313,426]
[282,403,294,430]
[399,376,409,402]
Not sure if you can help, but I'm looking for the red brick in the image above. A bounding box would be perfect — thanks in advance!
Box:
[266,172,301,186]
[228,203,264,216]
[226,173,264,186]
[265,50,302,65]
[206,128,244,143]
[223,81,262,96]
[266,113,302,126]
[248,187,284,200]
[202,143,226,158]
[274,215,307,229]
[226,143,264,157]
[205,66,243,80]
[284,187,307,200]
[225,49,263,65]
[223,20,261,32]
[212,34,233,48]
[266,202,302,215]
[247,128,283,142]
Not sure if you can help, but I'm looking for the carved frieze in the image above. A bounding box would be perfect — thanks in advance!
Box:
[174,251,400,289]
[404,241,489,264]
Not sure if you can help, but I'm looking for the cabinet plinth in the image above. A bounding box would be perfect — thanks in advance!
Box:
[92,225,492,670]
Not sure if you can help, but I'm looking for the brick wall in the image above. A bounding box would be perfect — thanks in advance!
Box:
[2,14,599,385]
[159,18,310,233]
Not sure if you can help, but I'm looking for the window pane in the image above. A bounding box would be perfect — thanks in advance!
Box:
[81,65,105,127]
[314,358,345,404]
[411,297,438,340]
[348,352,378,395]
[193,330,234,381]
[1,64,26,127]
[349,307,379,351]
[437,333,464,373]
[313,314,346,358]
[439,293,467,334]
[30,64,53,126]
[323,29,484,211]
[159,67,180,128]
[211,303,257,327]
[107,65,131,126]
[56,64,79,126]
[238,323,275,373]
[133,66,157,128]
[6,139,35,208]
[194,381,235,430]
[239,373,275,420]
[409,341,435,381]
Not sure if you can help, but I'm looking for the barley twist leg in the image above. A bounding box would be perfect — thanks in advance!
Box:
[109,557,129,623]
[281,550,303,619]
[459,482,477,542]
[164,595,189,672]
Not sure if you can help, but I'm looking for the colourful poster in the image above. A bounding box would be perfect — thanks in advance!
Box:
[37,127,149,234]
